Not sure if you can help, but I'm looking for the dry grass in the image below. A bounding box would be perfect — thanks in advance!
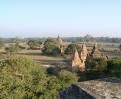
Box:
[18,49,67,65]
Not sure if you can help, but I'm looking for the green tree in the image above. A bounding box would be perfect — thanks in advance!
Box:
[28,40,42,49]
[0,41,4,49]
[43,39,60,55]
[0,56,47,99]
[5,43,20,55]
[86,57,107,72]
[119,44,121,51]
[0,56,78,99]
[58,70,78,88]
[65,43,81,54]
[107,58,121,76]
[27,40,36,49]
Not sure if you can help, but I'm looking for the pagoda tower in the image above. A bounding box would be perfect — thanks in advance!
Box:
[57,35,64,55]
[72,48,85,72]
[91,43,102,58]
[80,43,88,61]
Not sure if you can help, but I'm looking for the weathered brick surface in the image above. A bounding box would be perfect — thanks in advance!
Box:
[60,77,121,99]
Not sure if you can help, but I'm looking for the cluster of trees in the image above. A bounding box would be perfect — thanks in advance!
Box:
[84,56,121,79]
[0,41,4,49]
[64,44,81,54]
[5,43,21,55]
[1,37,121,44]
[107,58,121,77]
[27,40,42,49]
[43,39,81,55]
[2,39,43,55]
[85,57,107,72]
[64,37,121,43]
[0,56,78,99]
[42,39,60,55]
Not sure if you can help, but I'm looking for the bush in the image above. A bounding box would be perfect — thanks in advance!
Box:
[5,44,21,55]
[0,56,47,99]
[120,44,121,51]
[27,40,42,49]
[65,43,81,54]
[86,57,107,72]
[0,56,78,99]
[0,41,4,49]
[43,39,60,55]
[107,58,121,76]
[58,70,78,88]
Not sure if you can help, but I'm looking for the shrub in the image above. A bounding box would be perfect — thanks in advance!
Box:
[0,56,47,99]
[107,58,121,76]
[27,40,42,49]
[58,70,78,88]
[86,57,107,72]
[0,41,4,49]
[65,43,81,54]
[43,39,60,55]
[0,56,78,99]
[5,43,20,55]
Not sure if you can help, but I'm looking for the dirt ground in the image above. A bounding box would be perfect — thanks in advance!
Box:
[0,42,120,65]
[17,49,69,65]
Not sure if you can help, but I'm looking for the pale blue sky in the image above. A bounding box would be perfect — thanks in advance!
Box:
[0,0,121,37]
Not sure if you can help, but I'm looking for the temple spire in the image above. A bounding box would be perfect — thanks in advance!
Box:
[91,43,101,58]
[72,48,86,72]
[57,34,64,55]
[80,43,88,61]
[57,34,63,45]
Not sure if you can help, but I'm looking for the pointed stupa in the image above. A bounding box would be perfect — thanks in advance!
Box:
[91,43,101,58]
[57,34,64,54]
[57,34,63,45]
[72,48,85,72]
[80,43,88,61]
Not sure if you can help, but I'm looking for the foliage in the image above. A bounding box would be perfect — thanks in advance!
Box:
[28,40,42,49]
[107,58,121,76]
[0,56,46,99]
[78,71,107,81]
[5,43,20,55]
[43,39,60,55]
[85,57,107,72]
[120,44,121,51]
[0,56,78,99]
[0,41,4,49]
[64,43,81,54]
[58,70,78,88]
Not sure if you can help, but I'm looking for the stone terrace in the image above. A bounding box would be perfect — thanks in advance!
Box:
[60,77,121,99]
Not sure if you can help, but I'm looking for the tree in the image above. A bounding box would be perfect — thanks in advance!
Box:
[0,56,78,99]
[107,58,121,76]
[119,44,121,51]
[27,40,42,49]
[0,41,4,49]
[58,70,78,88]
[65,43,81,54]
[43,39,60,55]
[5,43,20,55]
[85,57,107,72]
[0,56,47,99]
[27,40,36,49]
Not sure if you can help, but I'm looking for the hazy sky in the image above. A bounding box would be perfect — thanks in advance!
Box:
[0,0,121,37]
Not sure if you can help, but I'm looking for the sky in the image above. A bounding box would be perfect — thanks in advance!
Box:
[0,0,121,38]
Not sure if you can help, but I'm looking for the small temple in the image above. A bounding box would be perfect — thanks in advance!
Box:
[57,35,64,55]
[79,43,88,61]
[72,43,88,72]
[91,43,102,58]
[71,42,107,72]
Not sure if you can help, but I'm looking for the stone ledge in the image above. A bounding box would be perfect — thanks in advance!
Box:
[60,77,121,99]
